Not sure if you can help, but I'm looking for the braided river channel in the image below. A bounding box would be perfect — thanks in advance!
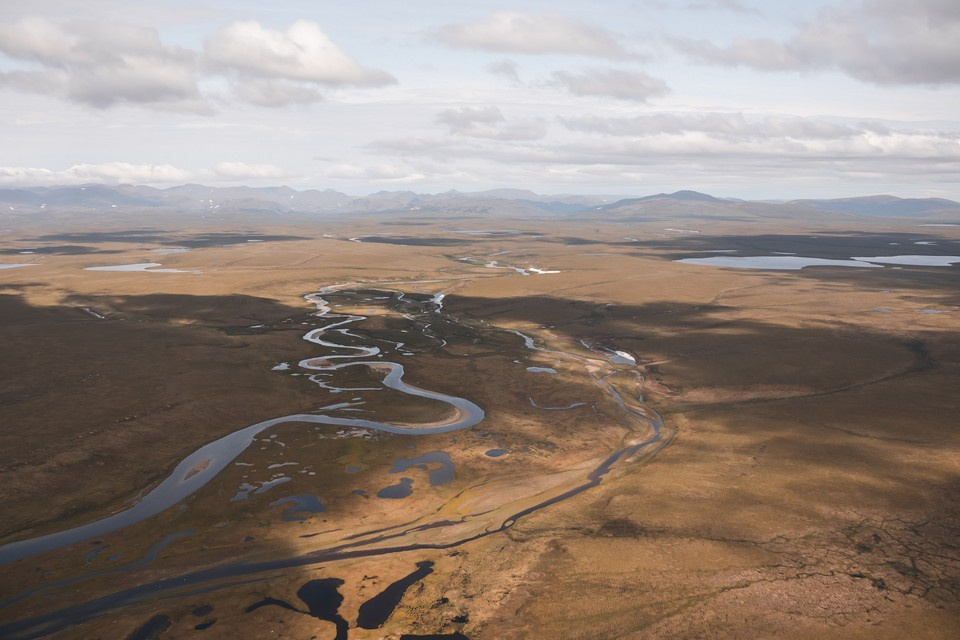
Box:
[0,282,674,638]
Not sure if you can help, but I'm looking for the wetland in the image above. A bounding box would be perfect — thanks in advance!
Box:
[1,207,958,639]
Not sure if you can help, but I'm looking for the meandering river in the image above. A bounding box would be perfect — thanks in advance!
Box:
[0,281,672,639]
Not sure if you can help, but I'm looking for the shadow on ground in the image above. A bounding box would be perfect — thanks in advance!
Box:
[1,287,958,640]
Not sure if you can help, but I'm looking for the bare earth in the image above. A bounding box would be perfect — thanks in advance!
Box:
[0,209,958,639]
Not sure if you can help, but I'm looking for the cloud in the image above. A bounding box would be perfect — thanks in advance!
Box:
[363,128,960,196]
[0,17,395,111]
[204,20,395,88]
[673,0,960,85]
[436,106,505,129]
[0,162,192,185]
[230,78,323,107]
[0,161,293,186]
[435,106,547,141]
[202,20,395,108]
[553,113,960,168]
[369,113,960,187]
[685,0,758,13]
[0,16,204,111]
[212,162,286,180]
[431,11,633,59]
[559,112,860,140]
[318,163,425,183]
[673,37,803,72]
[550,68,669,102]
[640,0,756,11]
[488,59,520,82]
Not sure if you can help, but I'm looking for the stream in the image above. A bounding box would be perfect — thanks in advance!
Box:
[0,281,673,639]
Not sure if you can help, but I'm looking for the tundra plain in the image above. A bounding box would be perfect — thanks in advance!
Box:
[1,200,959,639]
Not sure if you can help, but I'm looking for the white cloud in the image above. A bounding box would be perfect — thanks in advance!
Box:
[435,106,547,141]
[674,0,960,85]
[674,37,803,72]
[640,0,757,11]
[0,15,78,62]
[369,112,960,189]
[0,162,191,185]
[488,59,520,82]
[212,162,286,180]
[0,16,204,111]
[0,17,396,111]
[436,106,505,129]
[204,20,395,86]
[431,11,633,59]
[550,68,669,102]
[319,163,425,182]
[559,112,860,140]
[0,161,294,186]
[230,78,323,107]
[201,20,395,108]
[685,0,758,13]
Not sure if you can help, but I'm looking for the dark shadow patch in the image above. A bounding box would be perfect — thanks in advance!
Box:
[31,230,308,248]
[62,292,302,325]
[597,518,646,538]
[176,233,309,248]
[529,236,639,247]
[555,237,604,246]
[2,285,958,639]
[30,230,170,244]
[636,231,959,260]
[126,614,171,640]
[0,245,122,255]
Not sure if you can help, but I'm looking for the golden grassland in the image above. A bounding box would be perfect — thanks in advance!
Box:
[1,210,958,638]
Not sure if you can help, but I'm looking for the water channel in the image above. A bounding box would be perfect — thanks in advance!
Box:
[0,280,673,639]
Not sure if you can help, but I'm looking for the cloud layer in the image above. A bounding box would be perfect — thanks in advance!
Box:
[0,17,203,111]
[0,161,290,185]
[366,108,960,194]
[674,0,960,85]
[551,68,669,102]
[431,11,633,58]
[205,20,394,106]
[0,16,394,111]
[0,162,192,185]
[435,106,547,141]
[0,3,956,198]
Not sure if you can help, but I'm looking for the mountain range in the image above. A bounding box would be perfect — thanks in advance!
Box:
[1,185,958,219]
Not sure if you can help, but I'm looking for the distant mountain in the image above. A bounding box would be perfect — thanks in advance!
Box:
[0,184,613,216]
[24,185,158,208]
[790,195,960,217]
[596,190,728,211]
[0,185,957,220]
[0,189,45,206]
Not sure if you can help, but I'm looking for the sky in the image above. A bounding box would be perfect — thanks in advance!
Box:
[0,0,958,199]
